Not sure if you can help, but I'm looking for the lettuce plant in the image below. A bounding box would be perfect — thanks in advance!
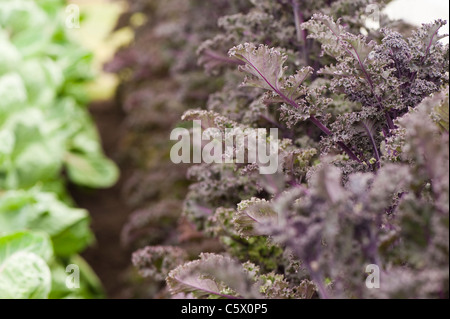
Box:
[0,0,118,298]
[128,0,448,299]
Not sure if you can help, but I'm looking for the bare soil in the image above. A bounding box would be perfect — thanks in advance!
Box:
[69,100,132,299]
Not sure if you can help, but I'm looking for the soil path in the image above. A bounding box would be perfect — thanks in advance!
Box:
[70,100,132,299]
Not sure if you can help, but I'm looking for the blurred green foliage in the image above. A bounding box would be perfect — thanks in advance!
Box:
[0,0,118,298]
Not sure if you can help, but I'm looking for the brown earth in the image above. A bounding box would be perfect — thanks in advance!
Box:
[69,100,132,299]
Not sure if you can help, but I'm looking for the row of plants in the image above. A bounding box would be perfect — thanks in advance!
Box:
[127,0,449,298]
[0,0,118,298]
[106,0,253,298]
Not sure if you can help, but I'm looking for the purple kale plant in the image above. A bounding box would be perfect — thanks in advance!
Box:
[123,0,449,299]
[108,0,253,298]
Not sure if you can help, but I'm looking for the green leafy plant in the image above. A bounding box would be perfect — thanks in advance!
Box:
[0,0,118,299]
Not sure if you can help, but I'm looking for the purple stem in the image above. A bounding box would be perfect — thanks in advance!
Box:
[237,54,362,163]
[203,49,245,66]
[409,25,442,85]
[362,121,381,167]
[292,0,309,64]
[324,23,395,131]
[178,280,242,299]
[422,26,441,64]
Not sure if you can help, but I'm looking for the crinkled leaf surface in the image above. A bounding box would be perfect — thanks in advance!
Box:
[0,231,53,299]
[0,190,93,257]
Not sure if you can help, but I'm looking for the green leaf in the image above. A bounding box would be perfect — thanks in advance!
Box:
[0,73,27,113]
[0,190,94,256]
[49,255,104,299]
[0,31,21,74]
[65,152,119,188]
[0,252,51,299]
[17,58,63,107]
[1,114,64,189]
[51,218,93,257]
[0,231,53,299]
[0,231,53,261]
[0,1,47,35]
